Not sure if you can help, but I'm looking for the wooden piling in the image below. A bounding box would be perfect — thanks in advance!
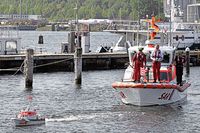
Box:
[68,32,75,53]
[25,49,34,88]
[74,47,82,84]
[185,47,190,75]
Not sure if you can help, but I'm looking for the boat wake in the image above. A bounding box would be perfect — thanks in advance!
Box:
[45,114,97,122]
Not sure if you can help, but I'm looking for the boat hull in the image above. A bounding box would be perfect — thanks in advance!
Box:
[115,85,188,106]
[12,118,45,127]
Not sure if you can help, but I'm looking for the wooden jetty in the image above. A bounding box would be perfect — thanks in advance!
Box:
[0,50,200,74]
[0,52,128,74]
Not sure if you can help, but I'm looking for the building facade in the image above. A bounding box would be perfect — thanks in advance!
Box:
[163,0,197,22]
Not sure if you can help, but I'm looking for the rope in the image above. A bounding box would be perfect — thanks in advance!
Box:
[0,68,18,71]
[1,57,74,75]
[33,57,73,68]
[13,60,25,76]
[0,62,24,76]
[0,61,24,72]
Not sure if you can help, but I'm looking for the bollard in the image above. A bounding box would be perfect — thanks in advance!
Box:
[185,47,190,75]
[74,47,82,84]
[25,49,34,88]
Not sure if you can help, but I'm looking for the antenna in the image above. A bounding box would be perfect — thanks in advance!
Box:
[74,2,78,32]
[74,0,80,47]
[137,0,140,46]
[26,0,28,15]
[20,0,22,19]
[146,14,149,41]
[169,0,172,47]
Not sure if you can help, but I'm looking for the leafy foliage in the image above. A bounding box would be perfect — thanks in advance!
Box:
[0,0,164,21]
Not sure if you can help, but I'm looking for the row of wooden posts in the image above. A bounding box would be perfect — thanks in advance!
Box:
[24,48,190,89]
[25,47,82,88]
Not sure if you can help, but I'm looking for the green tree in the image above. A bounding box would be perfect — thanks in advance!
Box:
[0,0,165,21]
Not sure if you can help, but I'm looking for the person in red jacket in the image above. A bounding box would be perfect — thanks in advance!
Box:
[132,48,146,82]
[150,44,163,83]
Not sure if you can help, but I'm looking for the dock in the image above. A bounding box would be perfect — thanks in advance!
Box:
[0,52,129,74]
[189,50,200,66]
[0,50,200,74]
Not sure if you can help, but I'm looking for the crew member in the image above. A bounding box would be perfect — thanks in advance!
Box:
[132,47,146,82]
[150,44,163,83]
[175,51,185,86]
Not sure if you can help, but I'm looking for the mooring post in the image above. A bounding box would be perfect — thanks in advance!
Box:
[185,47,190,75]
[25,49,34,88]
[74,47,82,84]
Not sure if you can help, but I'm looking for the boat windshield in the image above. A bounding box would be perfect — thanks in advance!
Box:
[148,71,169,82]
[145,51,171,66]
[160,72,168,81]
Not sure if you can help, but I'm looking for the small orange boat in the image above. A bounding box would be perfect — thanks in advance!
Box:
[11,96,45,126]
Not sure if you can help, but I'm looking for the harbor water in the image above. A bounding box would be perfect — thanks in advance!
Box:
[0,31,200,133]
[20,31,121,53]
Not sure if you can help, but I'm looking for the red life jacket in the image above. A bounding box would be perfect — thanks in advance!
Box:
[132,52,146,67]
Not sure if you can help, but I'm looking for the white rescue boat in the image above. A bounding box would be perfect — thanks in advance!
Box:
[112,45,191,106]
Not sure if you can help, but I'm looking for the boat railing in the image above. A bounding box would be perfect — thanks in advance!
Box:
[106,20,139,31]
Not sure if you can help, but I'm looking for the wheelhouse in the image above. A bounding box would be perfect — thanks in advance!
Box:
[128,45,176,83]
[129,45,175,67]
